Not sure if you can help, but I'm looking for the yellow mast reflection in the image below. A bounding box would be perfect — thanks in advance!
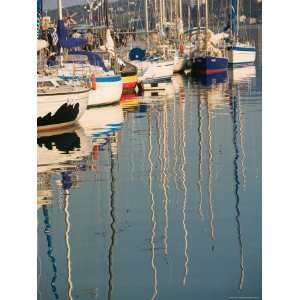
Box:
[162,102,169,256]
[197,93,204,220]
[180,99,189,286]
[207,99,216,242]
[63,190,74,300]
[172,94,179,191]
[147,108,158,300]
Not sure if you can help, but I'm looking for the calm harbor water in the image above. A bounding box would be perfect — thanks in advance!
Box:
[37,28,261,300]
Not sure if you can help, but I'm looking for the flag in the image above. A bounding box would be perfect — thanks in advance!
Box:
[51,28,58,46]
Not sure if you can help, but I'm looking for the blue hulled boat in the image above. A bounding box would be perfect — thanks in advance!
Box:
[191,56,228,76]
[191,0,228,76]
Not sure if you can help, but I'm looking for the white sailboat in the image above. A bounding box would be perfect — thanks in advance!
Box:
[129,0,174,90]
[37,76,89,132]
[226,0,256,65]
[53,0,122,107]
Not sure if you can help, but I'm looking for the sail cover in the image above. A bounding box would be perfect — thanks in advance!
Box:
[129,48,146,61]
[57,20,87,49]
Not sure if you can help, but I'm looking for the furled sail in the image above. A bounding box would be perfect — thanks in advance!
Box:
[57,20,87,49]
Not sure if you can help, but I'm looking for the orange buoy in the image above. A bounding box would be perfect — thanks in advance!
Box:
[91,74,96,90]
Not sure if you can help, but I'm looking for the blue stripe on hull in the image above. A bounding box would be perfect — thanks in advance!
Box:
[95,75,122,83]
[228,46,256,52]
[228,61,255,65]
[58,75,122,83]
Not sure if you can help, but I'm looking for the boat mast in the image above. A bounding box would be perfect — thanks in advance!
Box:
[205,0,208,54]
[170,0,173,24]
[162,0,166,24]
[57,0,62,20]
[179,0,182,21]
[197,0,201,30]
[144,0,149,47]
[104,0,109,27]
[175,0,178,38]
[57,0,63,66]
[236,0,240,40]
[160,0,163,34]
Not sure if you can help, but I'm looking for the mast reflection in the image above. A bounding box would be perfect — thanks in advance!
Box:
[180,100,189,286]
[197,91,204,220]
[62,173,74,300]
[107,136,117,300]
[207,100,215,242]
[147,108,158,300]
[41,204,59,299]
[230,92,245,290]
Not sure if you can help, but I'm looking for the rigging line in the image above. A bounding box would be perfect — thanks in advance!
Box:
[147,109,158,300]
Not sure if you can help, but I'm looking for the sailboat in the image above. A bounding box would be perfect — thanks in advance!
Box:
[128,0,174,90]
[226,0,256,65]
[52,0,123,107]
[191,0,228,76]
[170,0,186,73]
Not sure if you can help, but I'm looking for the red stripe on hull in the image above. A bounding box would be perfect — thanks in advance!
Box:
[120,93,137,101]
[200,68,227,75]
[123,82,137,89]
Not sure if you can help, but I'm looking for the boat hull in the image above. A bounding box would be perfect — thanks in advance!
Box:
[37,89,89,132]
[122,75,138,90]
[191,56,228,76]
[141,77,172,91]
[89,75,123,107]
[227,46,256,65]
[131,60,174,82]
[120,93,139,110]
[173,57,186,73]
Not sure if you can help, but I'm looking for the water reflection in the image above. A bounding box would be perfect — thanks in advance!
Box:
[147,108,158,300]
[41,205,59,299]
[38,47,261,299]
[107,141,117,300]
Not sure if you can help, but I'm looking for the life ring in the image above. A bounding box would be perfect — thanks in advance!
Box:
[91,74,96,90]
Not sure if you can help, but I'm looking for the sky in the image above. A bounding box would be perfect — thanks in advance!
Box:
[43,0,119,10]
[43,0,85,10]
[43,0,262,11]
